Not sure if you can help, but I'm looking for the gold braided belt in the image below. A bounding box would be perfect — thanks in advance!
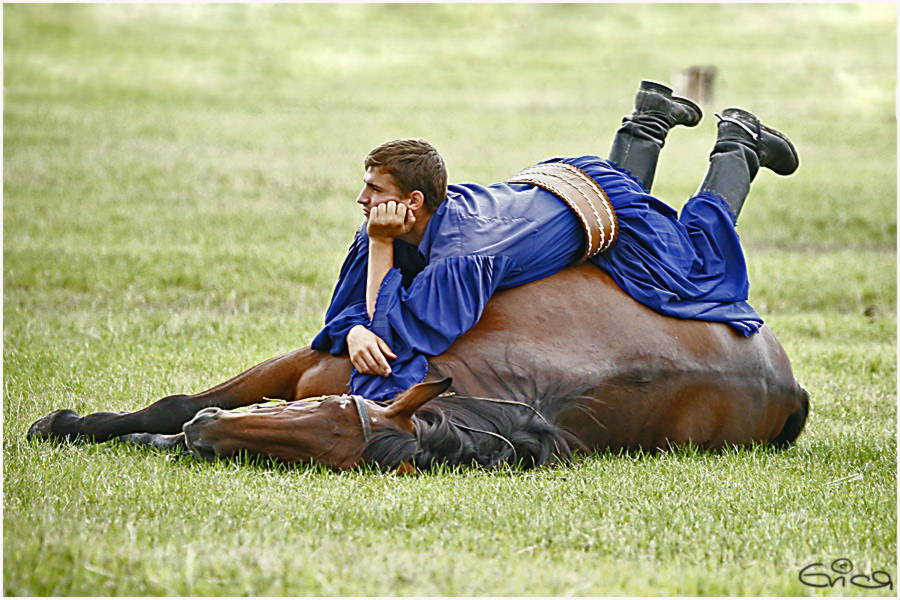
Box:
[506,161,618,261]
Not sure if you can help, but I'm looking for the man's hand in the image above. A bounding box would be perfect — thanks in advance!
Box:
[347,324,397,376]
[367,200,416,242]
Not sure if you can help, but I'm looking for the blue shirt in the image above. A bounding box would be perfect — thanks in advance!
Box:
[311,156,763,400]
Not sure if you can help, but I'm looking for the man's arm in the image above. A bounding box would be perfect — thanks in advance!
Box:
[346,200,416,377]
[366,237,394,319]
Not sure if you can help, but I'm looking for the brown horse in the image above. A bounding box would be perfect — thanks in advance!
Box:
[27,264,809,471]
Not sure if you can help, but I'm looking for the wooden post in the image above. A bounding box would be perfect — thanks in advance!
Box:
[673,66,717,105]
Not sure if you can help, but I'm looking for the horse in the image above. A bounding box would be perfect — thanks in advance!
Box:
[27,263,809,471]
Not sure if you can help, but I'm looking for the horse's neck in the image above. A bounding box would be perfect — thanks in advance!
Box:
[426,349,585,421]
[428,357,537,406]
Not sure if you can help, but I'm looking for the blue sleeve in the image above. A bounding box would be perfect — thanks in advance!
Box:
[310,225,429,355]
[350,254,514,401]
[310,226,370,355]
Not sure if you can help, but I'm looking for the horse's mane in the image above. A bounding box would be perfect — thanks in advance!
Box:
[363,395,572,470]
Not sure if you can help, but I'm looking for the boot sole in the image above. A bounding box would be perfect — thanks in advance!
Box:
[761,124,799,175]
[672,95,703,127]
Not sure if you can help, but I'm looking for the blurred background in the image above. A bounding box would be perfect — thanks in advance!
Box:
[4,4,895,321]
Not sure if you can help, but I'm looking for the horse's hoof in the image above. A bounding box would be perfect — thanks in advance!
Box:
[27,409,81,441]
[183,407,223,462]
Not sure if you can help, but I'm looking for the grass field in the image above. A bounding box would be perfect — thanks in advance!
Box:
[3,4,896,596]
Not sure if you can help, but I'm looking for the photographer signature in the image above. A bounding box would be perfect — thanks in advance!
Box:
[799,558,893,590]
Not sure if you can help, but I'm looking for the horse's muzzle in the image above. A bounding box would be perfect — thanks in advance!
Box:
[183,407,223,461]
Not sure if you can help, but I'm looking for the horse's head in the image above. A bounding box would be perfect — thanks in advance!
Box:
[182,378,452,470]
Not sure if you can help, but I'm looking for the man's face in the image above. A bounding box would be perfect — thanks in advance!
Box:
[356,167,411,219]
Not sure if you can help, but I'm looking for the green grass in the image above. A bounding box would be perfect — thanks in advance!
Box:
[4,4,896,596]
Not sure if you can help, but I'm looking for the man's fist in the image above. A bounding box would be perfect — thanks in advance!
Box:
[346,324,397,376]
[366,200,416,242]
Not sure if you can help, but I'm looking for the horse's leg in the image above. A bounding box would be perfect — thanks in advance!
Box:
[27,347,353,443]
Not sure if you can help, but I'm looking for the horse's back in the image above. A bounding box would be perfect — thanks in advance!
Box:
[429,264,807,450]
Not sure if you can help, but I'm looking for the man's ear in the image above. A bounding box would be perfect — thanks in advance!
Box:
[407,190,426,212]
[383,378,452,422]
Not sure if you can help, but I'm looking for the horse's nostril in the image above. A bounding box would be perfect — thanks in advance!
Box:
[195,407,222,421]
[183,408,220,434]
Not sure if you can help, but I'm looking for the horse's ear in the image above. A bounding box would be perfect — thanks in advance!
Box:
[383,378,452,420]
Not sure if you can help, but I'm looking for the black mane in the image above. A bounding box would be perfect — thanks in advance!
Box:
[363,396,571,470]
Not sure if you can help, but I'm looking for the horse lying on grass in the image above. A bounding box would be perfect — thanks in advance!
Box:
[28,264,809,471]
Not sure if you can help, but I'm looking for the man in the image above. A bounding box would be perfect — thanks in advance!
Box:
[311,80,799,401]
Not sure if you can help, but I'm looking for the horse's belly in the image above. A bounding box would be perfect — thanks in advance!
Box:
[428,264,802,450]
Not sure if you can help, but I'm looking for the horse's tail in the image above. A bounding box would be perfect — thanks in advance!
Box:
[770,386,810,449]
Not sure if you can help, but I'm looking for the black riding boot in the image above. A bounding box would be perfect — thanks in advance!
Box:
[696,108,799,220]
[608,80,703,192]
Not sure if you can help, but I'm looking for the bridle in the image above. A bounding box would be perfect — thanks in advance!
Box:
[351,395,373,443]
[351,394,419,474]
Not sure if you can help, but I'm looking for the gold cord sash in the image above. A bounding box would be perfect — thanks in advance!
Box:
[506,162,618,261]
